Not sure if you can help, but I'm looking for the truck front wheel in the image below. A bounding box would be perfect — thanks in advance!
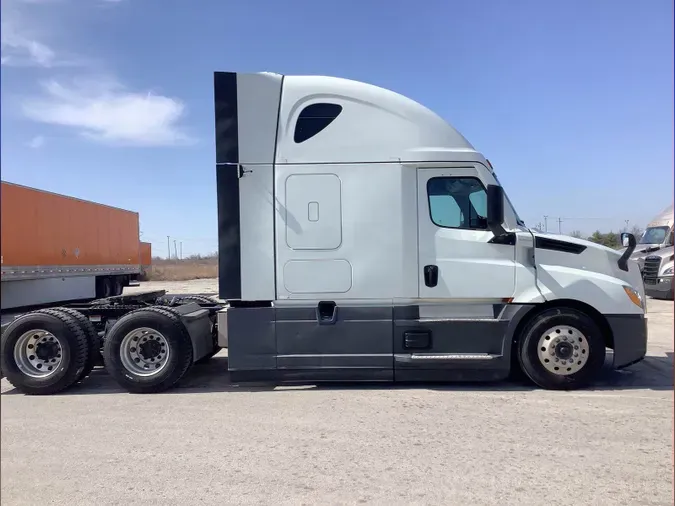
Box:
[103,307,193,393]
[517,307,606,390]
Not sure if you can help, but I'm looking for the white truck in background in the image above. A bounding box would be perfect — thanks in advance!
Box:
[627,204,674,300]
[0,71,648,395]
[641,246,674,300]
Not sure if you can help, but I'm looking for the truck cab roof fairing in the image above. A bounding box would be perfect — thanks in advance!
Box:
[276,75,477,164]
[213,71,480,167]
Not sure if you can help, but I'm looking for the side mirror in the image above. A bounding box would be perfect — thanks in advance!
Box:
[487,184,506,236]
[621,232,635,248]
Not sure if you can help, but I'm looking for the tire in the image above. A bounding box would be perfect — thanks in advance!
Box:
[112,277,124,296]
[517,307,606,390]
[180,295,215,305]
[0,309,89,395]
[97,277,113,299]
[103,306,193,393]
[49,308,101,382]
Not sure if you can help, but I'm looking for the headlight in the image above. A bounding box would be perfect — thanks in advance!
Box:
[663,266,674,276]
[623,285,644,310]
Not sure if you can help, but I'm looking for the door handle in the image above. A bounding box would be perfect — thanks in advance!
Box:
[424,265,438,287]
[316,301,338,325]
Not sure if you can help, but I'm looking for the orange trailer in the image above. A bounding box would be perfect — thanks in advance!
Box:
[1,181,148,309]
[139,241,152,279]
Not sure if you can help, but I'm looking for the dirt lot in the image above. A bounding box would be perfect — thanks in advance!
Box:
[1,281,673,506]
[123,278,219,296]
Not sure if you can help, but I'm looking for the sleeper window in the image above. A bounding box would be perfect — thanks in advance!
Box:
[294,103,343,143]
[427,177,488,230]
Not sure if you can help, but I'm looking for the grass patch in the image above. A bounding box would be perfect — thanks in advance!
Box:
[146,254,218,281]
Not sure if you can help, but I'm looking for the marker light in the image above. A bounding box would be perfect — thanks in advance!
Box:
[623,285,644,310]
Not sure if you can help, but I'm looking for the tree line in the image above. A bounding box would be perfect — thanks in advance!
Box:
[569,226,643,249]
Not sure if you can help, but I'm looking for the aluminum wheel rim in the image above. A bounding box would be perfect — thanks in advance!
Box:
[13,329,63,379]
[537,325,589,376]
[119,327,170,377]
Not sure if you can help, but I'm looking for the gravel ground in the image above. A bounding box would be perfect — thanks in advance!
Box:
[1,282,672,506]
[123,278,219,297]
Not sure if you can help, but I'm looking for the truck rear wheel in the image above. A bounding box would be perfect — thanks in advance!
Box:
[0,310,89,395]
[517,307,606,390]
[103,307,193,393]
[49,308,101,382]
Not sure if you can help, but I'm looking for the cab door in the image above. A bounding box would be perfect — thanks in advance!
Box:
[417,167,516,300]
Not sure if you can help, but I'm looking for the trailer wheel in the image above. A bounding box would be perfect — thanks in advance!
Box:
[48,308,101,382]
[103,307,193,393]
[97,277,113,299]
[0,310,89,395]
[517,307,605,390]
[112,277,124,296]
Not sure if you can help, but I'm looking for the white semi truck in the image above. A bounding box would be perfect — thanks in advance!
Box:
[641,246,673,300]
[625,204,674,300]
[0,71,647,395]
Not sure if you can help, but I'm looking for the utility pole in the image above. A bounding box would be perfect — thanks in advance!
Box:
[167,236,170,259]
[174,240,178,260]
[180,241,183,260]
[544,215,549,232]
[558,217,563,234]
[624,220,629,232]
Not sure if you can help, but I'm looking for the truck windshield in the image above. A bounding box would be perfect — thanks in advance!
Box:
[492,172,525,226]
[640,226,670,245]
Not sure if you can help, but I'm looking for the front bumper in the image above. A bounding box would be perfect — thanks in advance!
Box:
[606,313,648,368]
[644,276,674,299]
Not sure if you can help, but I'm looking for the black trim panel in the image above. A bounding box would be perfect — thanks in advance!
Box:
[535,236,587,254]
[214,72,240,165]
[226,303,660,386]
[214,72,241,300]
[605,313,647,368]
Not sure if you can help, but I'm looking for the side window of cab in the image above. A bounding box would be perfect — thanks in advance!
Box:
[427,177,488,230]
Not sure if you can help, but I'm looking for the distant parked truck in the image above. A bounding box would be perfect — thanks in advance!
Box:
[0,181,151,310]
[623,204,674,300]
[632,204,674,262]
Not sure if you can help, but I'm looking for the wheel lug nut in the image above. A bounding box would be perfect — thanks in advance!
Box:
[574,345,579,350]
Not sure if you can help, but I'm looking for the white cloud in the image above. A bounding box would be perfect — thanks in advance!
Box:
[5,0,191,148]
[26,135,46,148]
[0,0,78,67]
[21,78,193,147]
[1,20,57,67]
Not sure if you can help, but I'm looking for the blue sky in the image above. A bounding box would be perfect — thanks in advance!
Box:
[1,0,673,257]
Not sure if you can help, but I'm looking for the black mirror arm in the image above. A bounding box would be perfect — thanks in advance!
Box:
[618,233,636,272]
